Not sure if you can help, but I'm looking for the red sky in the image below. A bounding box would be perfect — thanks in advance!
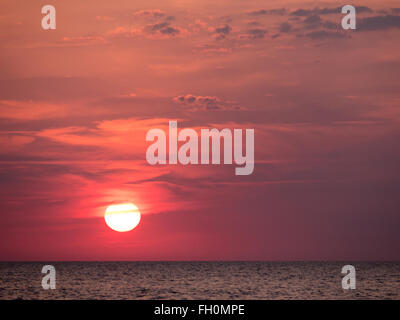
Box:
[1,0,400,261]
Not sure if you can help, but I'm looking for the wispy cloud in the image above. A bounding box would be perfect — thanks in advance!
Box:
[172,94,244,111]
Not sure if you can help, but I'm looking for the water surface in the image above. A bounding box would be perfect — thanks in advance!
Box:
[0,262,399,299]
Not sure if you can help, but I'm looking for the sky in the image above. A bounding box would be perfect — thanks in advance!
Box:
[1,0,400,261]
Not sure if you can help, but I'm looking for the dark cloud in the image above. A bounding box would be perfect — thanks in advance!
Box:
[304,14,322,25]
[160,26,180,35]
[213,24,232,40]
[302,14,339,30]
[354,6,374,14]
[246,28,268,39]
[149,22,169,31]
[317,7,341,15]
[292,14,340,32]
[291,6,372,16]
[172,94,243,111]
[173,94,223,110]
[268,8,287,16]
[134,9,165,18]
[290,9,312,17]
[358,15,400,31]
[322,21,339,30]
[215,24,232,35]
[247,21,262,27]
[247,8,286,16]
[305,30,348,40]
[279,22,292,33]
[144,21,180,36]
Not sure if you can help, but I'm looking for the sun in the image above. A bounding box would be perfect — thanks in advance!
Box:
[104,203,141,232]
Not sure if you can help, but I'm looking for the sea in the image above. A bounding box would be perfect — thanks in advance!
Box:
[0,262,399,300]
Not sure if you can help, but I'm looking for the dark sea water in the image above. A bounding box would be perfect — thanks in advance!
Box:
[0,262,399,300]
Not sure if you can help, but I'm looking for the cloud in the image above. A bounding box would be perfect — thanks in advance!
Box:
[243,28,268,39]
[0,77,117,102]
[134,9,165,18]
[322,20,339,30]
[106,26,142,38]
[304,14,322,24]
[358,15,400,31]
[292,13,340,32]
[192,19,208,30]
[315,8,341,15]
[239,28,268,39]
[0,100,66,121]
[279,22,292,33]
[352,6,373,14]
[0,133,35,153]
[303,14,322,28]
[215,24,232,35]
[212,24,232,40]
[172,94,243,111]
[247,9,286,16]
[301,14,338,30]
[196,44,232,55]
[107,21,188,39]
[290,9,312,17]
[36,118,172,154]
[290,6,372,16]
[146,20,190,38]
[247,20,262,27]
[159,26,180,36]
[144,21,181,36]
[305,30,348,40]
[147,22,169,32]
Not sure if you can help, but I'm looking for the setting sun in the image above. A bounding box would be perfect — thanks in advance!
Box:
[104,203,141,232]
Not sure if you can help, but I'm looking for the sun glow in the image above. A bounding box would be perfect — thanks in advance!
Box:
[104,203,141,232]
